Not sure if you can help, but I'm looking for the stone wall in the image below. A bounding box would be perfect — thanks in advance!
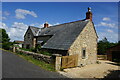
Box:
[24,28,34,49]
[97,55,107,60]
[69,21,97,66]
[17,49,52,63]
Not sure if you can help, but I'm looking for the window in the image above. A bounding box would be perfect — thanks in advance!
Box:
[82,48,86,59]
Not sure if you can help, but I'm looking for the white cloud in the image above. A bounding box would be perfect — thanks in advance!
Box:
[98,31,118,42]
[102,17,111,21]
[30,22,59,28]
[15,9,37,19]
[107,29,113,33]
[53,22,60,25]
[38,23,53,28]
[96,22,116,28]
[1,22,60,41]
[0,22,8,30]
[0,22,28,41]
[9,22,28,41]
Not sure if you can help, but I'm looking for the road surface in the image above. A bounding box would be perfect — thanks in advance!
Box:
[2,50,66,78]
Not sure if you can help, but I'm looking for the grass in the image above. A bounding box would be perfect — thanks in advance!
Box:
[15,52,55,72]
[20,48,32,52]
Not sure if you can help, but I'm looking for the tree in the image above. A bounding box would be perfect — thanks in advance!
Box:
[102,37,108,43]
[0,28,12,50]
[0,28,10,43]
[97,37,118,55]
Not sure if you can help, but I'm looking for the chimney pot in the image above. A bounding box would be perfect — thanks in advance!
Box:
[86,7,92,21]
[44,22,49,28]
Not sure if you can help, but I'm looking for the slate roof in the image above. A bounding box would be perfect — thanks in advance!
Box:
[29,20,89,50]
[29,26,40,36]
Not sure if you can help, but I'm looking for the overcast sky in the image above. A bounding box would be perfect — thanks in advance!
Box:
[1,2,119,42]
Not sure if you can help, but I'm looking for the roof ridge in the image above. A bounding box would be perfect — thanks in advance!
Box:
[29,19,89,29]
[48,19,88,28]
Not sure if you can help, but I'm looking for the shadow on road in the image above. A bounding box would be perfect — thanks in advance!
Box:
[99,70,120,80]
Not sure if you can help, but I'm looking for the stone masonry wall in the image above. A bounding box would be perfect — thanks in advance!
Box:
[17,49,52,63]
[69,21,97,66]
[24,28,34,49]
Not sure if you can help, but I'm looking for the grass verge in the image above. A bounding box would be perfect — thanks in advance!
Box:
[17,52,55,72]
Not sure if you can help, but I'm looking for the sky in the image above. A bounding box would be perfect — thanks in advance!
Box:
[1,2,119,42]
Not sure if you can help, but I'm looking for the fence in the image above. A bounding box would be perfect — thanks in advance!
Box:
[61,54,78,68]
[55,54,78,71]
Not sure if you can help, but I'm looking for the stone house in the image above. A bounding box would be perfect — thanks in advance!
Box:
[24,7,98,66]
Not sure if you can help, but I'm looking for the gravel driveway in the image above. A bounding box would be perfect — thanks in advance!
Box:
[58,60,120,78]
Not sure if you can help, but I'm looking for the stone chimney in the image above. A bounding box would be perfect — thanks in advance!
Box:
[44,22,49,28]
[86,7,92,21]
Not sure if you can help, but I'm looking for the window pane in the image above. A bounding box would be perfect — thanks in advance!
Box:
[82,48,86,59]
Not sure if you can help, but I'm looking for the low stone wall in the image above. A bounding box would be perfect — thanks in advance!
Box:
[97,55,107,60]
[14,48,64,71]
[17,49,52,63]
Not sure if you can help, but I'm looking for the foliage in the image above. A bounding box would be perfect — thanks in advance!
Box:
[16,51,55,71]
[97,37,118,55]
[39,51,52,56]
[20,47,52,56]
[34,45,41,52]
[22,45,41,53]
[20,48,32,52]
[14,44,20,48]
[30,47,36,52]
[2,42,14,50]
[0,29,13,50]
[0,28,10,43]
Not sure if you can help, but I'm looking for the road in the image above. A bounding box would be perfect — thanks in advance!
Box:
[2,50,66,78]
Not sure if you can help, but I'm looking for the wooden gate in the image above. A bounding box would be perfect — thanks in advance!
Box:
[61,54,78,68]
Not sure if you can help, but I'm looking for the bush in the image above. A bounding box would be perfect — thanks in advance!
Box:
[30,47,37,52]
[39,51,52,56]
[30,45,41,53]
[2,42,13,50]
[20,48,31,52]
